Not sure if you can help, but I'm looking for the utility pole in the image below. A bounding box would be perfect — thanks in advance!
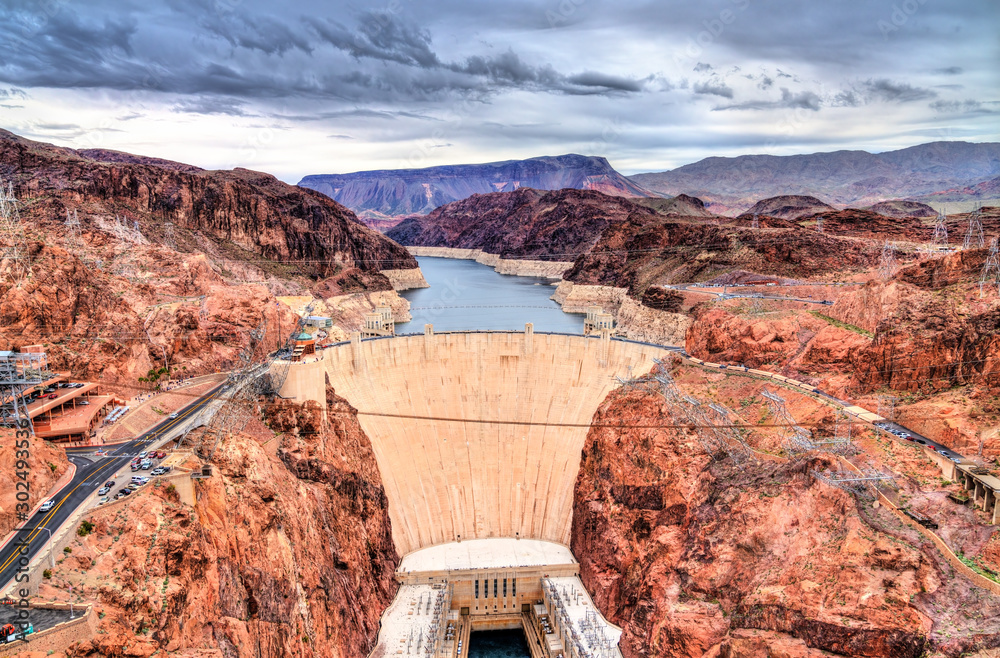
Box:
[0,177,33,286]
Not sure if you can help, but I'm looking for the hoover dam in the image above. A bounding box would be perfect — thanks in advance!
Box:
[277,326,672,654]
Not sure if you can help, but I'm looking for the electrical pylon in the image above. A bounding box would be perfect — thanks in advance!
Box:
[878,240,897,280]
[0,177,32,287]
[981,237,1000,298]
[963,205,985,250]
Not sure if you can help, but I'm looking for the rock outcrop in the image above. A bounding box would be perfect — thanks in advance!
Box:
[739,195,836,220]
[865,200,937,218]
[571,381,1000,657]
[388,187,658,261]
[0,128,417,280]
[44,388,398,658]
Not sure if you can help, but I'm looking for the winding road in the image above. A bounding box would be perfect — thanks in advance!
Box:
[0,385,222,595]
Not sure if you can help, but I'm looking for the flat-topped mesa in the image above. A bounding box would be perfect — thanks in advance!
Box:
[274,328,672,554]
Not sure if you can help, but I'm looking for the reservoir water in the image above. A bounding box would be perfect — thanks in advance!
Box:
[397,257,584,333]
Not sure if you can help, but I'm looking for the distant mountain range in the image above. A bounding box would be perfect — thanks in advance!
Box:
[300,142,999,226]
[297,154,655,227]
[629,141,1000,214]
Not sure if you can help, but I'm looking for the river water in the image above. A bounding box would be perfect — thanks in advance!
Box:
[397,257,584,333]
[467,630,532,658]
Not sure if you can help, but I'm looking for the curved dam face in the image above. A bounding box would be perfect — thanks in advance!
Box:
[279,330,670,556]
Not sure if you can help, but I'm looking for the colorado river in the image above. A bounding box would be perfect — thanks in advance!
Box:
[397,257,584,332]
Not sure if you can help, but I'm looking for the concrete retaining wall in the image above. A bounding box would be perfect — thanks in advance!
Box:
[406,247,573,278]
[381,268,430,291]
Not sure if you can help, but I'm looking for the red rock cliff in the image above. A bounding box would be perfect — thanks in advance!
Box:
[571,382,1000,657]
[48,387,398,657]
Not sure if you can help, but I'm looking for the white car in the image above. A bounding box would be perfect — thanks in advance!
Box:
[38,500,55,513]
[168,412,179,419]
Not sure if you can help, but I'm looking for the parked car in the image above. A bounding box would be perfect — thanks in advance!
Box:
[38,500,55,513]
[151,467,165,476]
[138,451,148,458]
[46,393,58,399]
[78,400,89,405]
[105,480,116,488]
[140,460,152,470]
[131,463,141,472]
[118,488,131,496]
[99,497,110,505]
[98,486,111,495]
[156,451,167,459]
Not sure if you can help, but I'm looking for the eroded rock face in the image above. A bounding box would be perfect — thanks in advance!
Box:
[59,388,397,658]
[387,187,658,260]
[564,219,879,295]
[0,128,417,279]
[570,384,1000,658]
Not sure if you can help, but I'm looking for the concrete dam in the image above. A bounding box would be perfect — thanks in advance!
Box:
[277,327,672,654]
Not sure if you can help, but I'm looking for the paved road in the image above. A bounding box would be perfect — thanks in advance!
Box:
[0,604,76,633]
[666,283,837,305]
[662,346,971,463]
[0,385,222,594]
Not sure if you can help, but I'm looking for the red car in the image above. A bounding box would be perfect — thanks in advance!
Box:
[156,451,167,459]
[46,393,58,399]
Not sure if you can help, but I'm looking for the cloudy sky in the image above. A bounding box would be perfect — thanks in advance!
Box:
[0,0,997,182]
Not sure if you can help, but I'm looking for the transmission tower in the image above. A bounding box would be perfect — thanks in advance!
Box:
[812,411,854,453]
[876,395,896,422]
[190,318,271,459]
[981,237,1000,299]
[931,211,949,251]
[0,177,33,287]
[65,209,82,251]
[812,466,895,500]
[815,215,823,233]
[761,387,815,454]
[705,401,756,464]
[878,240,898,280]
[187,304,315,460]
[963,206,985,250]
[751,214,759,230]
[0,351,54,433]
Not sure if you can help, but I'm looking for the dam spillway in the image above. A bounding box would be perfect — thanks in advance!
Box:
[278,328,671,555]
